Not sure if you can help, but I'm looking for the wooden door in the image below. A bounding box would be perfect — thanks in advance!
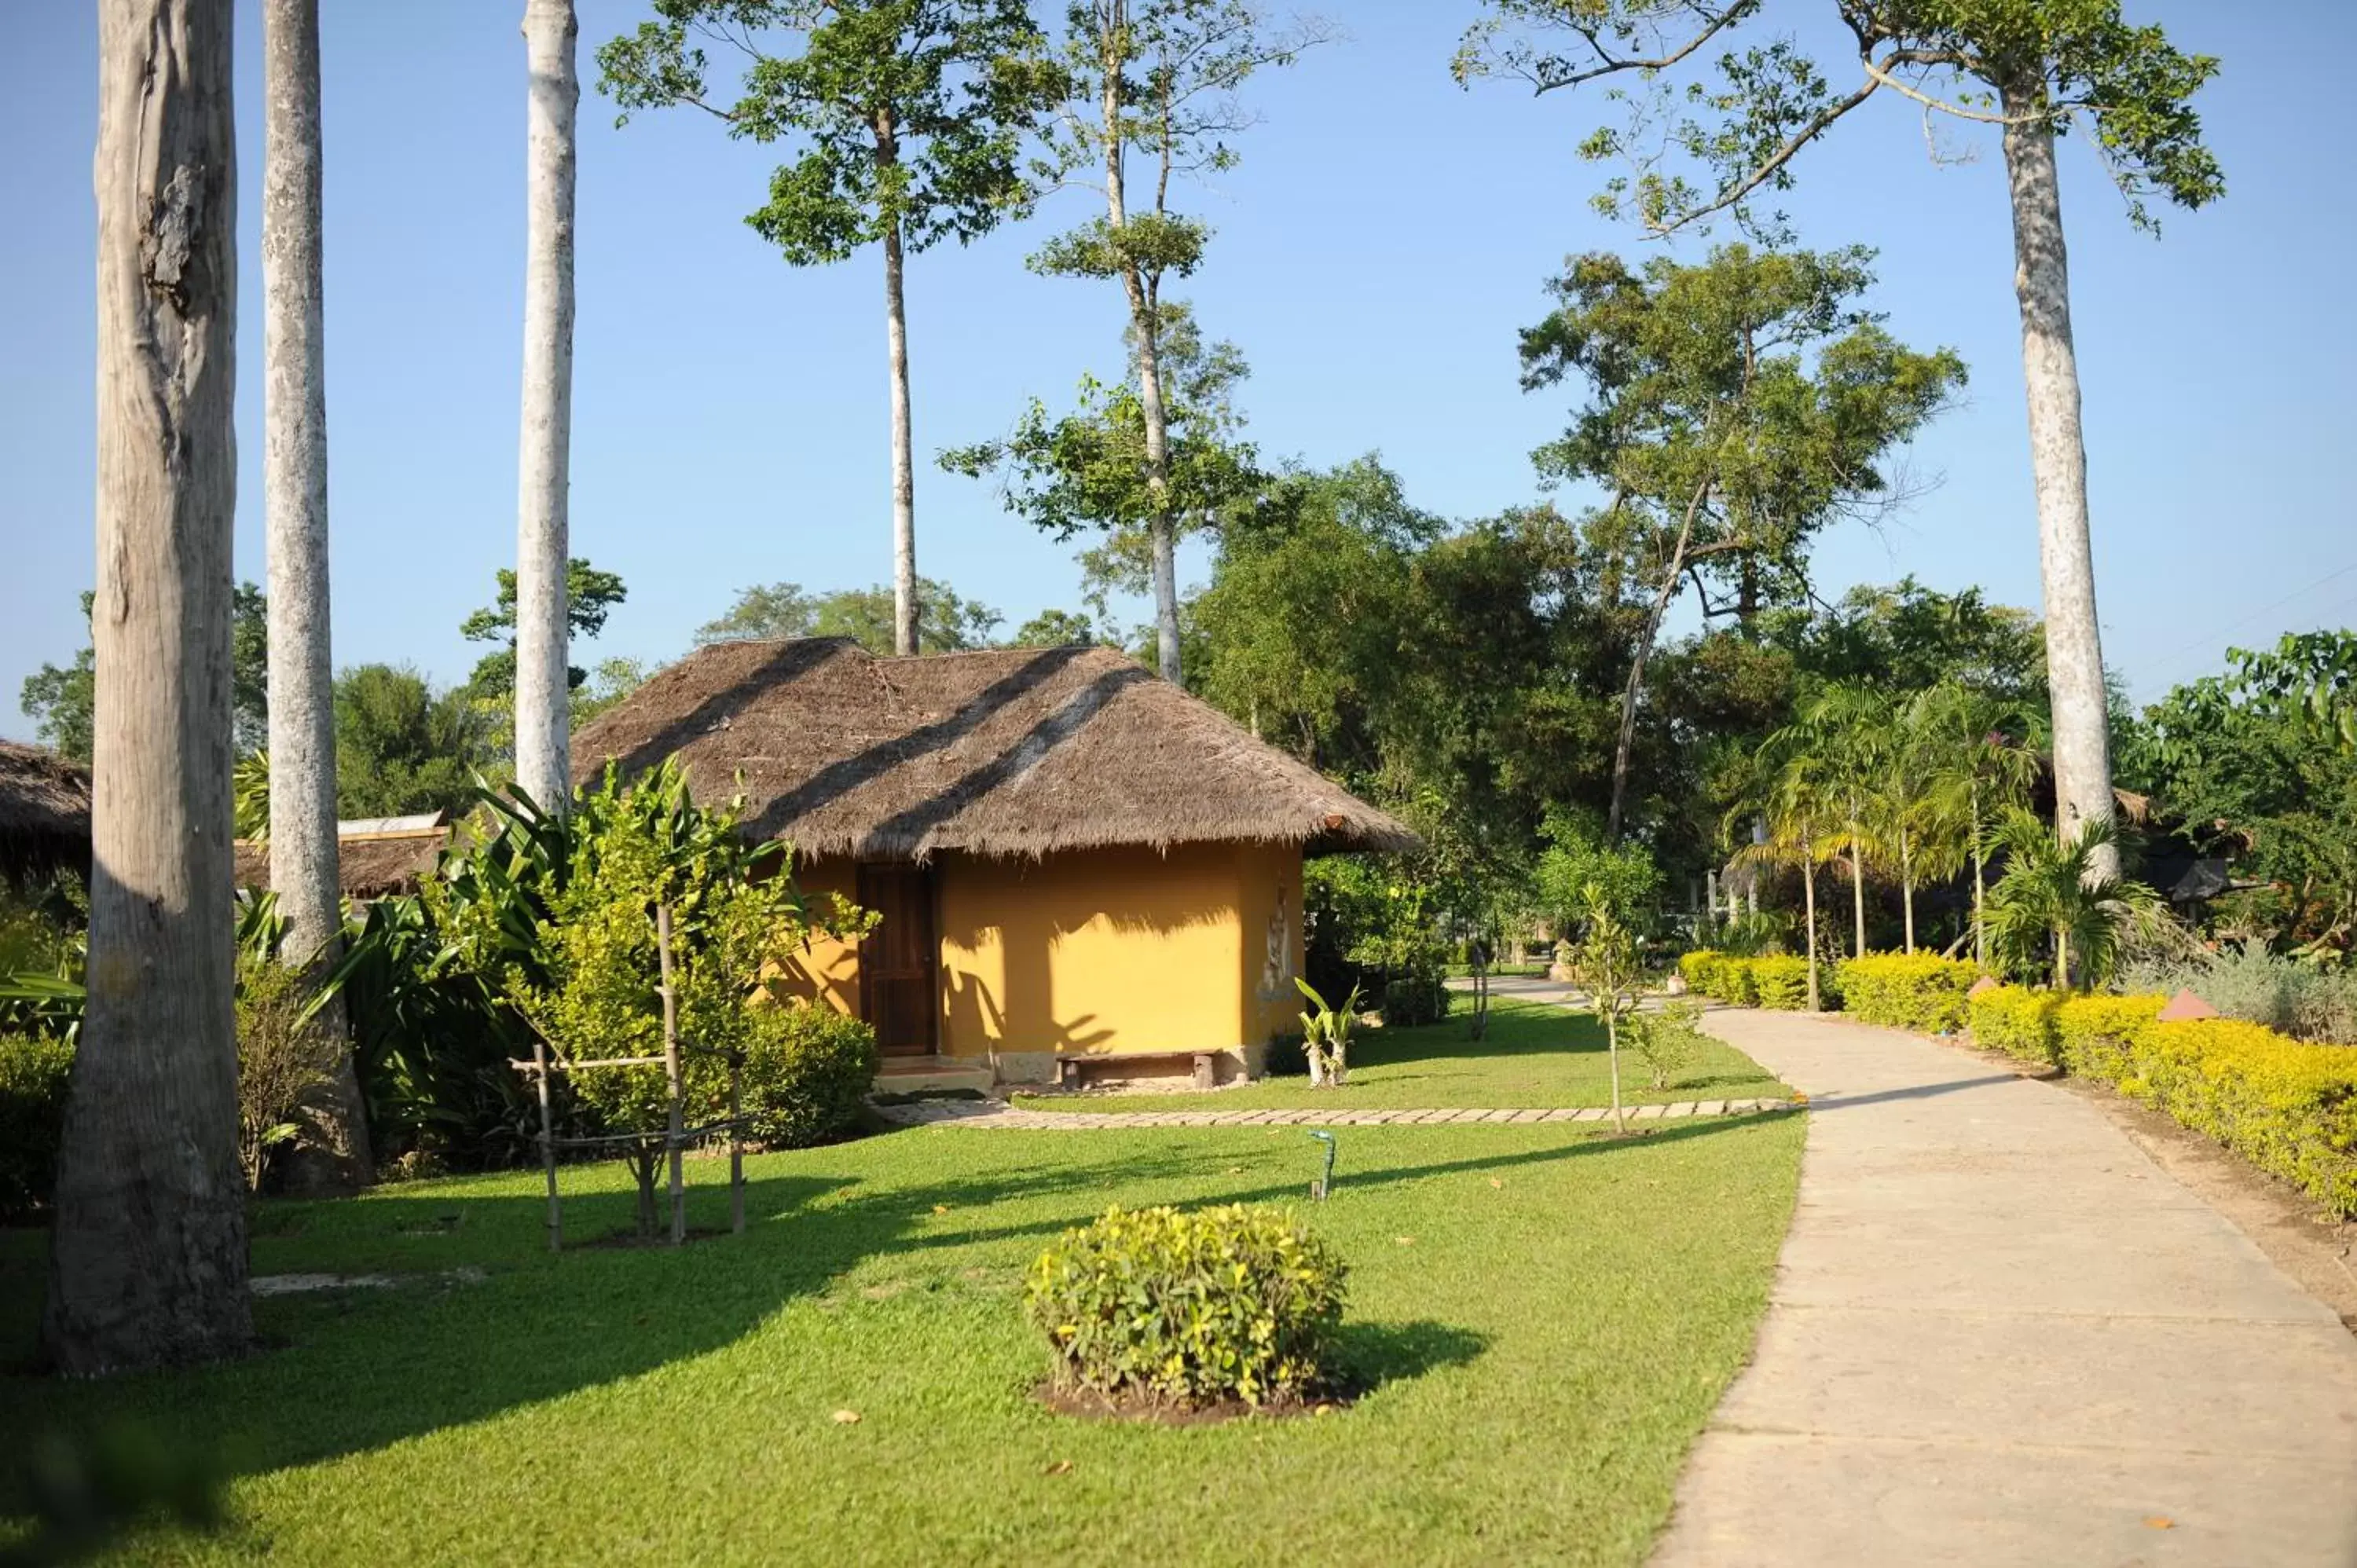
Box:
[857,863,937,1057]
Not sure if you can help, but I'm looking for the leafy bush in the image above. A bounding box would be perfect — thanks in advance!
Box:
[2052,995,2357,1217]
[1749,955,1816,1010]
[1626,1001,1710,1090]
[1262,1030,1307,1079]
[2118,942,2357,1045]
[1378,969,1450,1028]
[1025,1203,1347,1407]
[737,1002,876,1148]
[1967,984,2062,1065]
[1296,977,1361,1087]
[1836,953,1980,1034]
[233,954,341,1192]
[1676,950,1721,995]
[0,1031,72,1223]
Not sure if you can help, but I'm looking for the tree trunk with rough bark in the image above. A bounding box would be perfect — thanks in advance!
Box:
[1607,484,1707,844]
[883,211,917,658]
[2002,77,2117,880]
[514,0,577,814]
[262,0,368,1193]
[46,0,253,1375]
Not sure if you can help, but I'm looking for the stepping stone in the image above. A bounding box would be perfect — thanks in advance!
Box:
[1479,1108,1519,1123]
[1508,1108,1548,1123]
[1539,1108,1582,1122]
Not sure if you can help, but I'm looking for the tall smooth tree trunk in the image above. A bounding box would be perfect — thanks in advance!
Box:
[2002,79,2117,880]
[262,0,369,1193]
[46,0,251,1374]
[1971,782,1989,968]
[1848,826,1866,958]
[1801,838,1820,1013]
[514,0,577,813]
[883,212,918,657]
[1900,828,1915,954]
[1098,27,1181,684]
[1607,482,1707,844]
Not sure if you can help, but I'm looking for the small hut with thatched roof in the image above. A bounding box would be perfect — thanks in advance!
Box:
[232,812,451,902]
[572,638,1417,1089]
[0,740,92,883]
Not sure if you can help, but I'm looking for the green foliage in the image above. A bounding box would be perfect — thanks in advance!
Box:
[1293,976,1361,1087]
[2117,942,2357,1047]
[0,1031,72,1222]
[1534,815,1662,932]
[599,2,1057,263]
[21,583,269,762]
[695,576,1004,653]
[1461,1,2223,237]
[1624,999,1709,1090]
[1835,953,1981,1035]
[333,663,497,819]
[460,557,629,698]
[739,1002,878,1147]
[1967,981,2064,1066]
[1983,811,2165,988]
[1746,955,1815,1011]
[1301,855,1451,1025]
[233,954,339,1192]
[1765,578,2047,705]
[1025,1203,1347,1407]
[1003,607,1103,648]
[1685,950,1821,1011]
[2125,632,2357,952]
[2049,995,2357,1218]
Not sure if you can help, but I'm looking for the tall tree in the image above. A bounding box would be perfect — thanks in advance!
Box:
[47,0,251,1373]
[262,0,368,1189]
[694,575,1003,651]
[944,301,1261,651]
[1460,0,2223,877]
[1518,244,1962,841]
[515,0,580,815]
[460,556,627,698]
[599,1,1057,658]
[1030,0,1325,682]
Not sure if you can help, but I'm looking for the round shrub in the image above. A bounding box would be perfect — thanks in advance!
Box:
[1379,971,1450,1028]
[0,1032,73,1224]
[737,1002,877,1148]
[1025,1203,1347,1407]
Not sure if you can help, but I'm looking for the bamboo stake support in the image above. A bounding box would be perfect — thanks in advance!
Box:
[533,1031,560,1253]
[658,903,687,1247]
[728,1047,746,1236]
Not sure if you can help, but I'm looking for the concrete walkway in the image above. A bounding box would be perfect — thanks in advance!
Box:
[1656,1008,2357,1567]
[872,1097,1788,1129]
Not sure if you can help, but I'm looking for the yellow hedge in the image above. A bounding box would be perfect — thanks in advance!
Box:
[1836,954,1980,1034]
[1965,984,2064,1065]
[2049,995,2357,1218]
[1680,951,1824,1009]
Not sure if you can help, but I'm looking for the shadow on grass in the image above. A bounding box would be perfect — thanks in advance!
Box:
[0,1108,1780,1507]
[1331,1319,1489,1396]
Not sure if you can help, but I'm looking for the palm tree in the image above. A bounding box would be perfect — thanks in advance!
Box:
[1735,738,1845,1013]
[1983,811,2161,990]
[1918,683,2041,968]
[49,0,251,1374]
[1773,685,1888,960]
[262,0,370,1190]
[515,0,579,813]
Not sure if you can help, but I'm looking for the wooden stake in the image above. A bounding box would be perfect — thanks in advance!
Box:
[728,1047,746,1236]
[533,1031,560,1252]
[658,903,686,1247]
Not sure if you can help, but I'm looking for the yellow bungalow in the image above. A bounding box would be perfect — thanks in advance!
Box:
[570,637,1416,1092]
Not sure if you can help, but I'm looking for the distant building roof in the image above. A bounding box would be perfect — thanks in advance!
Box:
[0,740,91,881]
[233,812,450,899]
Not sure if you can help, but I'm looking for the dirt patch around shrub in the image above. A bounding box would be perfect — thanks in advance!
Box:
[1034,1381,1357,1427]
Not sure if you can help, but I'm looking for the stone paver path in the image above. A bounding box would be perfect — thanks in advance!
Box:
[1655,1008,2357,1567]
[873,1097,1789,1129]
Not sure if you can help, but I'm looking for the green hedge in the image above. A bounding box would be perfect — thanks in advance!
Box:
[2051,995,2357,1217]
[1,1032,72,1224]
[1837,954,1980,1034]
[1966,984,2065,1066]
[1025,1203,1347,1407]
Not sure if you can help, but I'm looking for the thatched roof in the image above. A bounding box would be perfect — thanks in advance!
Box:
[233,822,449,899]
[570,639,1419,862]
[0,741,92,879]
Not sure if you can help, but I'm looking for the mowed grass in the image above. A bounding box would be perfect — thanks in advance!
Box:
[1011,998,1789,1113]
[2,1102,1803,1567]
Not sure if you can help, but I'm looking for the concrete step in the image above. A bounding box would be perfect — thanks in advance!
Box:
[872,1055,995,1097]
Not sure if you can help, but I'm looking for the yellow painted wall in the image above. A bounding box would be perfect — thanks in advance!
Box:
[1233,842,1307,1045]
[938,844,1259,1059]
[769,855,863,1016]
[780,841,1309,1064]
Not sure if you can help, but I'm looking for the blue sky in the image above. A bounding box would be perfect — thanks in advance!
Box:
[2,1,2352,743]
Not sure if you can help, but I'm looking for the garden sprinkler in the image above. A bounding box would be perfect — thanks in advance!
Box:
[1308,1130,1337,1201]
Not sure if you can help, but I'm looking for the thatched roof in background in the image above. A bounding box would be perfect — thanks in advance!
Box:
[233,821,449,899]
[0,741,91,879]
[571,638,1419,863]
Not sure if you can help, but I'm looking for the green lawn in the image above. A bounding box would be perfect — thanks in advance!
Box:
[2,1099,1802,1566]
[1012,998,1790,1113]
